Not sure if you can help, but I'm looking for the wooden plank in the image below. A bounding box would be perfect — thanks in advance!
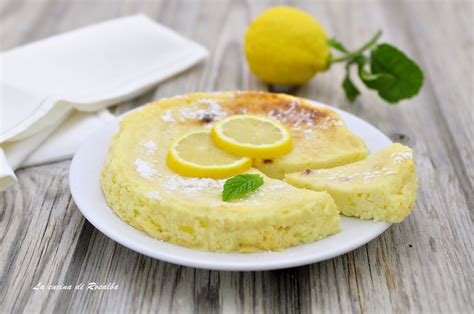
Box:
[393,0,474,208]
[305,1,473,312]
[0,0,472,313]
[0,162,85,313]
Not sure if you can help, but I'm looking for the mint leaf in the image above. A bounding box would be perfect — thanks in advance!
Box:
[365,43,424,103]
[360,70,394,84]
[357,57,395,91]
[328,38,348,53]
[222,174,264,201]
[354,55,394,87]
[342,67,360,102]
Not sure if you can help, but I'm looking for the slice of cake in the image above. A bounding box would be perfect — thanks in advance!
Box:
[285,144,418,222]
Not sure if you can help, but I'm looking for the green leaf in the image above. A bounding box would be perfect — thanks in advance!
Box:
[328,38,348,53]
[342,68,360,102]
[360,70,393,82]
[222,174,264,202]
[364,43,424,103]
[360,70,395,91]
[357,56,395,91]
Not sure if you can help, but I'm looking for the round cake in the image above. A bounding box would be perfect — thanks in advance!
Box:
[100,91,367,252]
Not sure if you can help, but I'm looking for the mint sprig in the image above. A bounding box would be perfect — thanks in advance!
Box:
[222,174,264,202]
[329,31,424,104]
[342,63,360,102]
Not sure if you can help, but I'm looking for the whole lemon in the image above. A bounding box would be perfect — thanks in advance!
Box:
[244,6,330,86]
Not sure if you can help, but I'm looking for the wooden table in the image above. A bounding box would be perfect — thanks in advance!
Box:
[1,0,472,312]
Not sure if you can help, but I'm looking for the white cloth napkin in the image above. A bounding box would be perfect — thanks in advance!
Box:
[0,14,208,191]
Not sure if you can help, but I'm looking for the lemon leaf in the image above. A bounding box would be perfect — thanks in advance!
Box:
[222,174,264,202]
[357,56,395,93]
[342,67,360,102]
[356,55,389,81]
[328,38,348,53]
[331,32,423,105]
[364,43,424,103]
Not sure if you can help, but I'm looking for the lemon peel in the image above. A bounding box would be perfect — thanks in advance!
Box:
[167,130,252,179]
[211,115,292,158]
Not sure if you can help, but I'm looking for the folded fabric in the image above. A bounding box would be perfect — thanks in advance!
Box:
[0,14,208,191]
[0,110,116,191]
[20,109,116,168]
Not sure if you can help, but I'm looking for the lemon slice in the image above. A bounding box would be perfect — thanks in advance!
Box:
[211,115,292,158]
[167,130,252,179]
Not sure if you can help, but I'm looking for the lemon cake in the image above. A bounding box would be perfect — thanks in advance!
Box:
[285,144,418,222]
[101,91,346,252]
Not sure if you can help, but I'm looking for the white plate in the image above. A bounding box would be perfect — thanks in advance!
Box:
[69,99,392,271]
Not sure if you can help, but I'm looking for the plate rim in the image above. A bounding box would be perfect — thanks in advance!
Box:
[69,96,392,271]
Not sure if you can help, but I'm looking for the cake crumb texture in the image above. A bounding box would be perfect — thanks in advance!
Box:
[285,143,418,222]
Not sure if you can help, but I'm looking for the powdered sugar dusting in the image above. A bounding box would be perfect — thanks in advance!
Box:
[269,101,308,127]
[146,191,162,200]
[303,149,412,182]
[161,110,175,123]
[267,181,286,191]
[141,140,157,155]
[392,151,413,164]
[163,176,225,193]
[248,181,286,198]
[268,101,343,135]
[134,159,157,179]
[178,99,227,122]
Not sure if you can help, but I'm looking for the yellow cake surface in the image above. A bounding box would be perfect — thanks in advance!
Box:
[101,91,348,252]
[244,93,368,178]
[285,144,418,222]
